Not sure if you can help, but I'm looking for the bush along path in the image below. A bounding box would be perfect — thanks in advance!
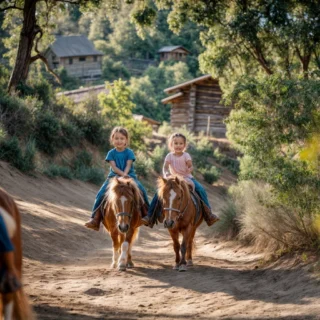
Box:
[1,161,320,320]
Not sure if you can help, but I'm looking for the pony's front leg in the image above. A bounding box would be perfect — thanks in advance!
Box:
[169,229,180,270]
[179,226,192,272]
[110,231,120,268]
[3,296,14,320]
[118,232,134,271]
[186,227,197,267]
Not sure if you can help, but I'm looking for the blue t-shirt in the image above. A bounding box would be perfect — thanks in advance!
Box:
[105,148,136,178]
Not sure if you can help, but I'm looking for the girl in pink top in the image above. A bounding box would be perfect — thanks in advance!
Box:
[142,132,219,227]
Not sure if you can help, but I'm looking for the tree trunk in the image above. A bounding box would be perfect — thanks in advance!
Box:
[7,0,38,92]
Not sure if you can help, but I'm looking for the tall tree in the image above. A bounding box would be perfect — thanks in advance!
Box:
[0,0,101,92]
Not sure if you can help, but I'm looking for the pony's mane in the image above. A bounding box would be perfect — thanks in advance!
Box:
[107,177,140,205]
[157,175,190,200]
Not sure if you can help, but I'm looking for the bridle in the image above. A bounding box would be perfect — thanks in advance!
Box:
[115,200,135,224]
[163,189,190,221]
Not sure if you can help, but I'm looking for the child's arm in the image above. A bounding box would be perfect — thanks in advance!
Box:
[186,159,193,174]
[123,160,133,177]
[163,161,171,178]
[109,160,125,176]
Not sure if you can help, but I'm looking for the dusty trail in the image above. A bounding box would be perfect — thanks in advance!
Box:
[1,161,320,320]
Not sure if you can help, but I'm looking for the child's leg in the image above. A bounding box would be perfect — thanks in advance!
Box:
[91,179,110,217]
[135,180,150,206]
[191,178,219,226]
[141,193,159,226]
[85,179,109,231]
[192,179,211,208]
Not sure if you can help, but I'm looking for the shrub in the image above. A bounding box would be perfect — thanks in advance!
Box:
[230,181,320,251]
[43,164,73,180]
[75,116,109,147]
[215,199,240,240]
[0,89,33,137]
[34,111,61,155]
[213,148,240,175]
[74,166,105,185]
[72,151,105,185]
[0,136,36,172]
[158,121,172,136]
[22,139,36,172]
[199,166,220,184]
[151,145,168,173]
[134,151,153,177]
[60,120,83,149]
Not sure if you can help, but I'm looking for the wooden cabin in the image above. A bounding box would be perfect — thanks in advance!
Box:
[45,35,103,80]
[162,75,231,137]
[158,46,190,62]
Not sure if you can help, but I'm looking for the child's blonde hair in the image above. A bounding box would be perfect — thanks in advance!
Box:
[168,132,187,151]
[110,127,130,145]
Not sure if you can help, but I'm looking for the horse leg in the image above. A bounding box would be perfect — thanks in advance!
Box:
[186,227,196,267]
[3,295,13,320]
[118,232,134,271]
[110,231,120,268]
[127,229,138,268]
[179,226,192,272]
[169,230,180,270]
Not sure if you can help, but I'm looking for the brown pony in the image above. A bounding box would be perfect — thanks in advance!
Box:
[0,187,34,320]
[158,176,203,272]
[102,177,142,271]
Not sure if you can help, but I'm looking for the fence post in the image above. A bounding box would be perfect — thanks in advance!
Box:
[207,116,211,137]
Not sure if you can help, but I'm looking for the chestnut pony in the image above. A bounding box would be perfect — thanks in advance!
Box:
[0,187,34,320]
[158,176,203,272]
[102,177,142,271]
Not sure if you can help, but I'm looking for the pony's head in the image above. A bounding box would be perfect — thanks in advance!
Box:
[158,176,190,229]
[107,177,140,233]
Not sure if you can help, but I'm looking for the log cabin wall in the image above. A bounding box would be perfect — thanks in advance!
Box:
[166,76,231,137]
[170,91,190,128]
[194,78,231,137]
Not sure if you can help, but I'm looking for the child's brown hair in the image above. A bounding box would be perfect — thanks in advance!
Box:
[110,127,130,145]
[168,132,187,151]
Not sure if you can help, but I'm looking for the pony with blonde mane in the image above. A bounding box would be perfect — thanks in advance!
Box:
[0,187,34,320]
[158,176,203,272]
[103,177,142,271]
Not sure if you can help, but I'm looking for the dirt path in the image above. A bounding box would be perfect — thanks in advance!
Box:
[1,161,320,320]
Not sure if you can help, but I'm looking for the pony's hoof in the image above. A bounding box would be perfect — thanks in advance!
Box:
[179,264,187,272]
[187,260,193,267]
[118,264,127,271]
[126,262,134,268]
[173,264,179,270]
[110,262,117,269]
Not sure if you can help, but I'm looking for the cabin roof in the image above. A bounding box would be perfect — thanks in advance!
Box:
[161,92,184,104]
[158,46,191,54]
[164,74,217,94]
[49,35,104,58]
[133,114,161,125]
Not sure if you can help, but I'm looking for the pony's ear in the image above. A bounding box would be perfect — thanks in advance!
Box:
[161,177,167,184]
[115,177,120,184]
[175,176,180,185]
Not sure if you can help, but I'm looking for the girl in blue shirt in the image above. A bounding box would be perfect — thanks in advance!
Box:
[85,127,149,231]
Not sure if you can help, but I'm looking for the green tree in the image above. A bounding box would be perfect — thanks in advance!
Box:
[99,79,152,150]
[0,0,102,92]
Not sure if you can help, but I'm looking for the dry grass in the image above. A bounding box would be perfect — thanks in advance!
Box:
[230,181,319,252]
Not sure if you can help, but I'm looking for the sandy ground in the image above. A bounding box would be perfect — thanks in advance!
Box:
[1,160,320,320]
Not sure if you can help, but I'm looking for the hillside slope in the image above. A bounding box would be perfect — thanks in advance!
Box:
[1,161,320,319]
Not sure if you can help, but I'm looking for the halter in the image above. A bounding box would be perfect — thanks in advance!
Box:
[115,201,134,223]
[163,191,190,221]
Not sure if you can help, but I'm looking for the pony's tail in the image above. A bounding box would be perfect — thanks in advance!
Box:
[13,287,36,320]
